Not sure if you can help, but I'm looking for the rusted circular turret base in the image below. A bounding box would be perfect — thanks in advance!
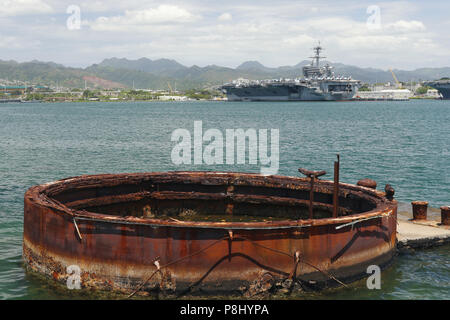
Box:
[23,171,397,296]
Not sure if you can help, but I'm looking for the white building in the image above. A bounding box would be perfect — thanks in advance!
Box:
[158,95,188,101]
[355,89,413,101]
[425,89,442,98]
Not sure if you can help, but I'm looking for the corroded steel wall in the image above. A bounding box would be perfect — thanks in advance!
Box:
[23,172,397,296]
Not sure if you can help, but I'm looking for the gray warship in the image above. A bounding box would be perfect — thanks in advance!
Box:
[222,44,361,101]
[424,79,450,99]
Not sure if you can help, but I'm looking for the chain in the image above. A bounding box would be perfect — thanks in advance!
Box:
[127,233,349,298]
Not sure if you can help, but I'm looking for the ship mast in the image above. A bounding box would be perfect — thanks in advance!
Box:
[310,42,326,67]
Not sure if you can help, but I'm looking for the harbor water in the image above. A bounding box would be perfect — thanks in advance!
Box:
[0,100,448,299]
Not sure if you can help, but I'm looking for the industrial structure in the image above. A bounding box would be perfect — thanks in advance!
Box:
[355,89,413,101]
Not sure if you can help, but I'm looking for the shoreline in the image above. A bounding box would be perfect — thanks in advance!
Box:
[0,97,446,104]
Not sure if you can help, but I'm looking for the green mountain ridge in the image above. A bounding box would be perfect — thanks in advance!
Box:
[1,58,449,90]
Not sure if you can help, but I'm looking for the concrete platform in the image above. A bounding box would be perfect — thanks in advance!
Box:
[396,202,450,250]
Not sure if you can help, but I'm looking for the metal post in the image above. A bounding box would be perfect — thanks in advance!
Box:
[298,168,326,221]
[412,201,428,220]
[333,154,340,218]
[441,206,450,226]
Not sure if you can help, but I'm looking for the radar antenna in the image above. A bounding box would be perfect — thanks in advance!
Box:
[310,41,326,67]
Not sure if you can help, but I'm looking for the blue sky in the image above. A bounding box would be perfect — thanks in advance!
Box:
[0,0,449,70]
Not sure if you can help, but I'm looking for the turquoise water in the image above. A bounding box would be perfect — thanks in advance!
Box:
[0,100,448,299]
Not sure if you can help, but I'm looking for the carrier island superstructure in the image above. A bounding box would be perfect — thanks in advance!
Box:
[222,44,361,101]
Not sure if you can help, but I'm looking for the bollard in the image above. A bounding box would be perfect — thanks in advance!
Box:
[357,178,377,189]
[385,184,395,201]
[411,201,428,220]
[441,206,450,226]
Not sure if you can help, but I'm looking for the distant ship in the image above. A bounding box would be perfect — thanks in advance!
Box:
[424,79,450,99]
[221,43,361,101]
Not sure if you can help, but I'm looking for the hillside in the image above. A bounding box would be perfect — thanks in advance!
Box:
[0,58,449,90]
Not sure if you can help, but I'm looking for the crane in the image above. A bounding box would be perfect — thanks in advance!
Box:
[390,69,402,88]
[167,82,173,93]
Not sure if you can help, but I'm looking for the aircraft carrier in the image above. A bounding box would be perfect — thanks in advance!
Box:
[424,79,450,99]
[222,44,361,101]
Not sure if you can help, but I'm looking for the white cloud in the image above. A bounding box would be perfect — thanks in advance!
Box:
[385,20,426,33]
[218,13,232,21]
[0,34,40,48]
[90,5,199,31]
[282,34,315,47]
[80,1,111,12]
[0,0,448,69]
[0,0,53,16]
[0,35,20,47]
[377,1,420,20]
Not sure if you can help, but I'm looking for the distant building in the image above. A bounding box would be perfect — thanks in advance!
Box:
[1,85,30,95]
[355,89,413,101]
[213,96,228,101]
[101,90,121,97]
[0,85,51,95]
[33,85,51,92]
[425,88,442,98]
[158,95,188,101]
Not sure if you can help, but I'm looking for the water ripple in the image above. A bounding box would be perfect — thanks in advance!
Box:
[0,100,449,299]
